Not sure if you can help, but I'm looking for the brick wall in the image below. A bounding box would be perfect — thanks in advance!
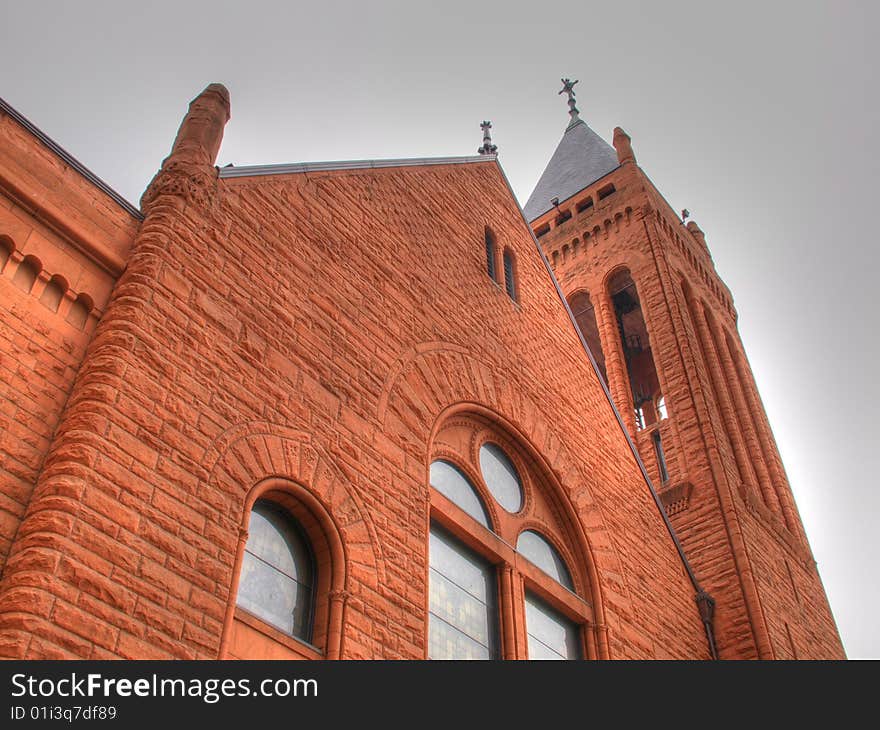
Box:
[0,106,139,578]
[0,87,711,658]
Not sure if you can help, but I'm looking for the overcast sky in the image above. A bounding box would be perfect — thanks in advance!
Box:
[1,1,876,658]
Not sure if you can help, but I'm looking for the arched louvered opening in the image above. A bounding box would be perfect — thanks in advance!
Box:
[607,269,662,429]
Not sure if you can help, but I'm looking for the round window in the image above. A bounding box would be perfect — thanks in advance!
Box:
[478,442,523,513]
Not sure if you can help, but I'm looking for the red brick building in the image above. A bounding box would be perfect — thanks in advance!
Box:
[0,82,844,659]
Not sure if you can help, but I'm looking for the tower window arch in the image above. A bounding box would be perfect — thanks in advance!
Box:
[428,413,594,660]
[607,269,663,429]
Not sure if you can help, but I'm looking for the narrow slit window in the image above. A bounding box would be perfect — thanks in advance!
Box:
[568,291,607,382]
[485,228,497,282]
[503,249,517,302]
[653,431,669,483]
[609,269,662,429]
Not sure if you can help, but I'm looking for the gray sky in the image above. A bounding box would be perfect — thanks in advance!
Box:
[2,0,876,658]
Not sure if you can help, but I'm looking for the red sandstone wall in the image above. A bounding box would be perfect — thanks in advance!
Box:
[0,108,139,575]
[0,102,709,657]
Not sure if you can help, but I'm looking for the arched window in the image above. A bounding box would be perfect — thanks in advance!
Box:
[516,530,573,590]
[430,460,490,528]
[485,227,497,282]
[503,248,517,302]
[236,500,315,641]
[428,415,593,660]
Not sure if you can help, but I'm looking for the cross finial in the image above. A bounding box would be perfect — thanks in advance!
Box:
[558,78,580,124]
[478,120,497,155]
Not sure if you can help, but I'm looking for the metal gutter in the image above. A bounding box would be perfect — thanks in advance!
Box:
[0,96,143,220]
[218,154,496,179]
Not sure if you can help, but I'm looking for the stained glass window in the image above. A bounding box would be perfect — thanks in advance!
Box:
[525,592,580,660]
[517,530,574,590]
[479,443,523,513]
[430,460,491,528]
[236,500,314,640]
[428,525,498,659]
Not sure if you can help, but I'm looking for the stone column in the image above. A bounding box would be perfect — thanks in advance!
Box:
[594,286,636,434]
[713,320,782,515]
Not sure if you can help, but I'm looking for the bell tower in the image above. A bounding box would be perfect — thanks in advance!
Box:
[525,80,844,659]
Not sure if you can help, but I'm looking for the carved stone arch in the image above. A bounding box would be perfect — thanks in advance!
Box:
[379,343,614,656]
[208,422,386,659]
[205,421,385,591]
[430,402,611,659]
[601,258,645,293]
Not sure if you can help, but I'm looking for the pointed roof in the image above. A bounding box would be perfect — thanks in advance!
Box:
[523,118,619,222]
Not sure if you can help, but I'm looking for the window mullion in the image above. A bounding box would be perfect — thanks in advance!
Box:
[499,563,517,659]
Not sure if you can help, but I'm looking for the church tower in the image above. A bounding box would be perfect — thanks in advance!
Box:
[525,80,844,659]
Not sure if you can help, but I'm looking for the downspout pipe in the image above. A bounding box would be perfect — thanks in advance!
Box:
[494,161,720,661]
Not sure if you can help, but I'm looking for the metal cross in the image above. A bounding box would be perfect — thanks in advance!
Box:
[478,120,497,155]
[559,78,580,123]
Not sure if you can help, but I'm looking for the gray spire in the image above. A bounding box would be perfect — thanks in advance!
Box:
[477,120,497,155]
[522,82,619,222]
